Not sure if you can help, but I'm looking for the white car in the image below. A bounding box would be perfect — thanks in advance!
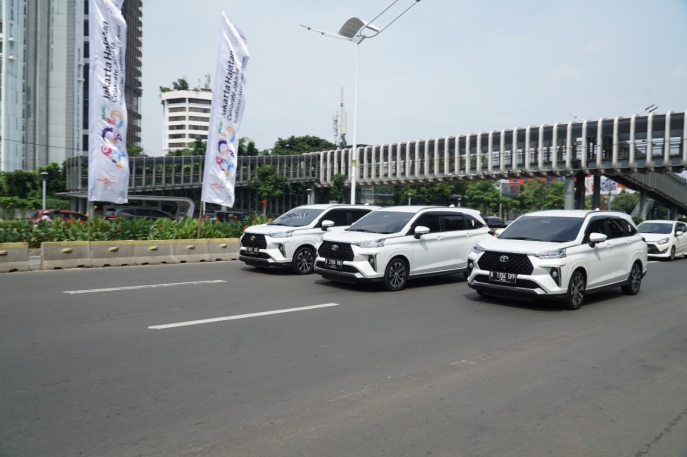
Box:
[467,210,648,310]
[637,220,687,260]
[239,204,378,274]
[314,206,492,291]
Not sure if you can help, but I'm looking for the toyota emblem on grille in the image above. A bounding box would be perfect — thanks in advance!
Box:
[500,255,509,263]
[332,245,339,251]
[250,236,255,241]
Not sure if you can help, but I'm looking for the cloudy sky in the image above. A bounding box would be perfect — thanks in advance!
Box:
[139,0,687,156]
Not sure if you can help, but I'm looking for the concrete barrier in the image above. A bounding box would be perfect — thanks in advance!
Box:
[90,241,137,267]
[207,238,240,261]
[132,240,176,265]
[42,241,93,269]
[172,240,210,263]
[0,242,30,273]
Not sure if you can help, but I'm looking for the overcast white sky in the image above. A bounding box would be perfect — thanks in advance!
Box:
[139,0,687,156]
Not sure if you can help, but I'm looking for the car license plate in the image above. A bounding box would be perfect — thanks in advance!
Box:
[326,258,343,270]
[489,271,517,284]
[245,247,260,255]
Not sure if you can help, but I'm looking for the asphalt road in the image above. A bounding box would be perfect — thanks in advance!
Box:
[1,258,686,457]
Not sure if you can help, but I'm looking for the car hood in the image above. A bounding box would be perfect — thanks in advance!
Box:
[323,231,399,243]
[477,237,575,253]
[641,233,672,242]
[243,224,313,235]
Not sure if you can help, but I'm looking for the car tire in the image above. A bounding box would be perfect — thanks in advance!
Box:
[621,261,642,295]
[292,247,315,275]
[383,257,408,292]
[669,246,676,261]
[562,270,585,310]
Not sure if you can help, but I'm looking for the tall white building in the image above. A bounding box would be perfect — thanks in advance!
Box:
[0,0,28,171]
[160,88,212,154]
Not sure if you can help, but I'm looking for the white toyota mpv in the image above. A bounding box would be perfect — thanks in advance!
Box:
[314,206,492,291]
[239,204,378,274]
[467,210,648,310]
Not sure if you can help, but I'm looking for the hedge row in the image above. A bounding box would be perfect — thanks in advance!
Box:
[0,214,270,249]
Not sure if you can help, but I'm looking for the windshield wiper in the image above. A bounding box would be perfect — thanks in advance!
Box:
[348,228,376,233]
[502,236,542,241]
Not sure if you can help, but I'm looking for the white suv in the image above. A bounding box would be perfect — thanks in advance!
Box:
[467,210,648,310]
[314,206,492,291]
[239,204,377,274]
[637,220,687,260]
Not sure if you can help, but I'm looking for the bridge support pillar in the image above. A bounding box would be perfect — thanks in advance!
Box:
[564,175,575,210]
[592,175,601,209]
[639,192,648,220]
[575,171,586,209]
[670,206,679,220]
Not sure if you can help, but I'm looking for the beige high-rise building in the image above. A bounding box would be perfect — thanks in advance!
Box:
[160,87,212,154]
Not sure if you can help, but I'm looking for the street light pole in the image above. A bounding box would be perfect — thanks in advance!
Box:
[40,172,49,210]
[302,0,422,205]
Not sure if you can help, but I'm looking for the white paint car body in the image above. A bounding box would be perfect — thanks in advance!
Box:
[239,204,378,274]
[467,210,648,310]
[638,220,687,260]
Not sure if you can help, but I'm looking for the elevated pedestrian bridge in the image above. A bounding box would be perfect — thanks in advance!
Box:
[66,111,687,214]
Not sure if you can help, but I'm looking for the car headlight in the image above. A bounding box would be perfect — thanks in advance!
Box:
[533,248,567,259]
[353,239,385,248]
[267,230,294,238]
[657,237,669,245]
[472,244,486,253]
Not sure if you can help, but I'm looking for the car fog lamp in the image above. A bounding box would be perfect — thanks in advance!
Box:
[549,267,561,286]
[278,244,286,257]
[368,255,377,271]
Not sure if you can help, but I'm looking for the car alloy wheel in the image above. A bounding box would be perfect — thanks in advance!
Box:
[292,247,315,275]
[622,262,642,295]
[383,258,408,291]
[563,270,585,310]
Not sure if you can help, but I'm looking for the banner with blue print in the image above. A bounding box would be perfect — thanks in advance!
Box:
[88,0,129,203]
[201,12,250,208]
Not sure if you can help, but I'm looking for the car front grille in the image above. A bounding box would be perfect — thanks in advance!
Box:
[241,233,267,249]
[646,244,660,254]
[478,252,534,275]
[318,241,354,261]
[473,274,540,289]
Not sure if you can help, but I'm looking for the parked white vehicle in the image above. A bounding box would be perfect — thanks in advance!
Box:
[314,206,492,291]
[637,220,687,260]
[239,204,378,274]
[467,210,648,310]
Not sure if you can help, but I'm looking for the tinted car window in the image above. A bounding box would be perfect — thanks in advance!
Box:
[411,213,441,234]
[464,215,484,229]
[679,224,687,233]
[638,222,672,234]
[320,209,349,226]
[585,218,608,240]
[606,219,626,239]
[269,208,324,227]
[348,211,414,234]
[350,209,371,223]
[500,216,585,242]
[443,214,465,231]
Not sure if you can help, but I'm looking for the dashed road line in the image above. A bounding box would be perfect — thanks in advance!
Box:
[64,280,227,294]
[149,303,340,330]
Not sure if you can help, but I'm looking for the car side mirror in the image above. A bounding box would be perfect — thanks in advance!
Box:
[321,220,334,231]
[414,226,430,239]
[589,232,607,247]
[677,231,684,237]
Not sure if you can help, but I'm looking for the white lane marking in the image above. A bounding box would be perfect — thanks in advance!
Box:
[149,303,339,330]
[648,261,658,264]
[64,280,227,295]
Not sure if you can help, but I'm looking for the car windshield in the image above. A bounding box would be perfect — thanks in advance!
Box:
[347,211,415,234]
[638,222,673,234]
[498,216,584,242]
[269,208,324,227]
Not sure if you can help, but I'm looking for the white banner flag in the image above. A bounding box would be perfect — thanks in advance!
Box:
[201,12,249,207]
[88,0,129,203]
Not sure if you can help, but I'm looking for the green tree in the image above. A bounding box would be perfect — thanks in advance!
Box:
[610,190,639,213]
[36,162,67,195]
[270,135,335,155]
[167,137,207,157]
[127,143,145,158]
[1,170,37,198]
[172,78,189,91]
[238,137,260,156]
[519,179,548,212]
[330,174,346,203]
[542,181,565,210]
[247,165,289,215]
[465,181,500,215]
